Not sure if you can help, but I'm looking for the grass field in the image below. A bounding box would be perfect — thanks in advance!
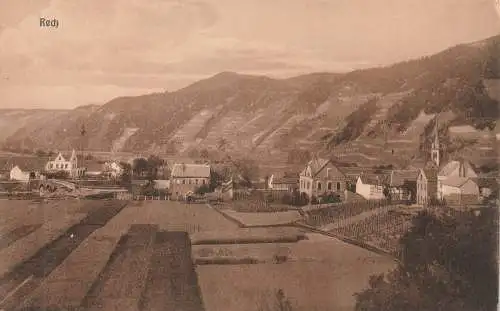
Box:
[0,199,396,311]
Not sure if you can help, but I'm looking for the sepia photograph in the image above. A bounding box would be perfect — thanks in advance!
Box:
[0,0,498,310]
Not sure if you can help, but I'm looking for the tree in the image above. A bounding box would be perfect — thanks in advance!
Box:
[146,155,163,180]
[119,162,132,187]
[132,158,149,178]
[354,208,498,311]
[233,158,259,188]
[200,148,209,159]
[209,169,224,192]
[382,184,392,203]
[217,137,228,153]
[35,149,46,157]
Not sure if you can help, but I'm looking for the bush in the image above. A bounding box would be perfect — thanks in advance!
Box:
[195,184,210,195]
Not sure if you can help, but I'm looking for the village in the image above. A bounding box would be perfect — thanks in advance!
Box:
[0,116,496,311]
[1,117,497,209]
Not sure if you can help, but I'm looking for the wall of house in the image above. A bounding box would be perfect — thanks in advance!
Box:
[170,177,209,195]
[10,167,30,182]
[355,179,384,200]
[461,180,479,195]
[299,176,313,197]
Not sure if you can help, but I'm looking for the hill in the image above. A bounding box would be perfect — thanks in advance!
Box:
[2,35,498,166]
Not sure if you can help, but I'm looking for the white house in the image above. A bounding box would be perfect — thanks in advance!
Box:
[8,157,46,182]
[355,174,387,200]
[9,166,37,182]
[437,159,478,200]
[440,177,479,206]
[45,150,85,178]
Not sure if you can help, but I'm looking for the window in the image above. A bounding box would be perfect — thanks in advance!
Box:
[195,179,199,184]
[202,179,206,184]
[182,180,186,184]
[50,164,53,169]
[307,181,310,189]
[65,164,68,169]
[56,164,59,169]
[328,182,332,190]
[317,182,322,190]
[188,179,192,184]
[336,182,341,191]
[326,168,331,178]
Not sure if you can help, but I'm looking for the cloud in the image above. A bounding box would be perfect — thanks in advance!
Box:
[0,0,499,108]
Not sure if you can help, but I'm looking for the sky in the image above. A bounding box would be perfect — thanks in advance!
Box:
[0,0,499,109]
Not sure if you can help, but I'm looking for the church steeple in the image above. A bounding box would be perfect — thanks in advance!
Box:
[431,114,440,167]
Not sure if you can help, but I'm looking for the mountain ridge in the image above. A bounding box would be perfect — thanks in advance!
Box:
[2,34,498,166]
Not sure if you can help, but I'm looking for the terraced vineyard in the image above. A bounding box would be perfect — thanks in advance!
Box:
[330,210,414,257]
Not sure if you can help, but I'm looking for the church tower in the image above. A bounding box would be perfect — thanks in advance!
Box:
[430,115,440,167]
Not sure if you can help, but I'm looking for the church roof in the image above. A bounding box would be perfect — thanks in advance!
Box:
[438,160,477,178]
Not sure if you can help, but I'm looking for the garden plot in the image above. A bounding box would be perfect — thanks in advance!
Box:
[192,243,293,265]
[218,209,302,227]
[197,233,396,311]
[190,227,306,245]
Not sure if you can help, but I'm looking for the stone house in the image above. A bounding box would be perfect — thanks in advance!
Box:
[169,163,211,197]
[299,158,348,200]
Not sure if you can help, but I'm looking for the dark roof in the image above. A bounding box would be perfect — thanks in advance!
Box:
[421,168,438,181]
[358,173,389,185]
[272,172,299,185]
[390,170,419,187]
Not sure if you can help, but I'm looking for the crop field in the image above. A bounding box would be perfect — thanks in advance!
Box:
[0,199,396,311]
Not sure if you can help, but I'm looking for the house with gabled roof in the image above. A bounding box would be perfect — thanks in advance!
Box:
[299,157,348,200]
[267,172,299,191]
[45,150,85,178]
[437,159,478,201]
[440,176,479,206]
[8,157,47,182]
[355,173,388,200]
[170,163,211,197]
[416,167,438,206]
